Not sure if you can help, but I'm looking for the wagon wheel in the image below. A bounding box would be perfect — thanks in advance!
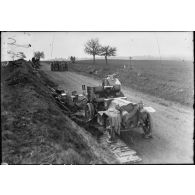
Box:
[85,103,95,122]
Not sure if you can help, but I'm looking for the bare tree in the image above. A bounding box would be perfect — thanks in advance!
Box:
[70,56,76,64]
[84,38,101,64]
[100,45,117,64]
[34,51,45,60]
[33,51,45,69]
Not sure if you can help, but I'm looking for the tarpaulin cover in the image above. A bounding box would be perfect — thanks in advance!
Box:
[98,98,131,134]
[98,98,155,134]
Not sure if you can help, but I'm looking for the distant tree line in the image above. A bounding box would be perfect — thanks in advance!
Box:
[84,38,116,64]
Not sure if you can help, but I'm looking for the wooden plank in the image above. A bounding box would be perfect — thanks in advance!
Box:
[119,156,142,164]
[98,133,142,164]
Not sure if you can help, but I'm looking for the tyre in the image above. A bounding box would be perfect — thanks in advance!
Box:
[85,103,95,122]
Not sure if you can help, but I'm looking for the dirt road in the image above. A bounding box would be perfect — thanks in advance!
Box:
[41,63,194,164]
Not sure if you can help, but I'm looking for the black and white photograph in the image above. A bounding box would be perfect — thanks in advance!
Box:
[1,31,194,164]
[1,1,195,195]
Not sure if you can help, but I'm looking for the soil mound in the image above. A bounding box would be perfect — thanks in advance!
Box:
[1,60,112,164]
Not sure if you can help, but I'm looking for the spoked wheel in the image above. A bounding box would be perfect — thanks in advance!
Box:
[85,103,95,122]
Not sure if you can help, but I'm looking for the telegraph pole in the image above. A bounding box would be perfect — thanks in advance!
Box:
[51,33,55,59]
[129,56,133,69]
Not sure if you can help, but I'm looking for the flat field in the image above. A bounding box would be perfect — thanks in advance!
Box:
[69,59,194,106]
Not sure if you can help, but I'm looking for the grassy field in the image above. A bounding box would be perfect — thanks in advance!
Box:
[69,59,194,106]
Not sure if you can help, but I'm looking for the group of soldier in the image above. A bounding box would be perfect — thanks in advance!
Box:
[51,61,68,71]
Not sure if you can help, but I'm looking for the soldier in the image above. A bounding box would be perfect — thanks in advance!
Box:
[51,62,53,71]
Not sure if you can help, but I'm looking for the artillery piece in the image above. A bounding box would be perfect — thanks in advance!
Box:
[84,73,126,121]
[50,73,155,141]
[84,73,154,139]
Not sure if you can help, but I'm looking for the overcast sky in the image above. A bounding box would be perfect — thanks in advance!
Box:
[1,32,193,61]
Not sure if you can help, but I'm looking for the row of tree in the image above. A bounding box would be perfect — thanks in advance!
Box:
[19,39,115,65]
[84,38,116,64]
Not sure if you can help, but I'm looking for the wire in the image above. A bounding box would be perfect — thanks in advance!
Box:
[7,51,24,58]
[7,37,31,48]
[6,35,32,60]
[51,33,55,58]
[154,33,162,65]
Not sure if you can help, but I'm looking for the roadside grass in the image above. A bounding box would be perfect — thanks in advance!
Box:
[1,60,98,164]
